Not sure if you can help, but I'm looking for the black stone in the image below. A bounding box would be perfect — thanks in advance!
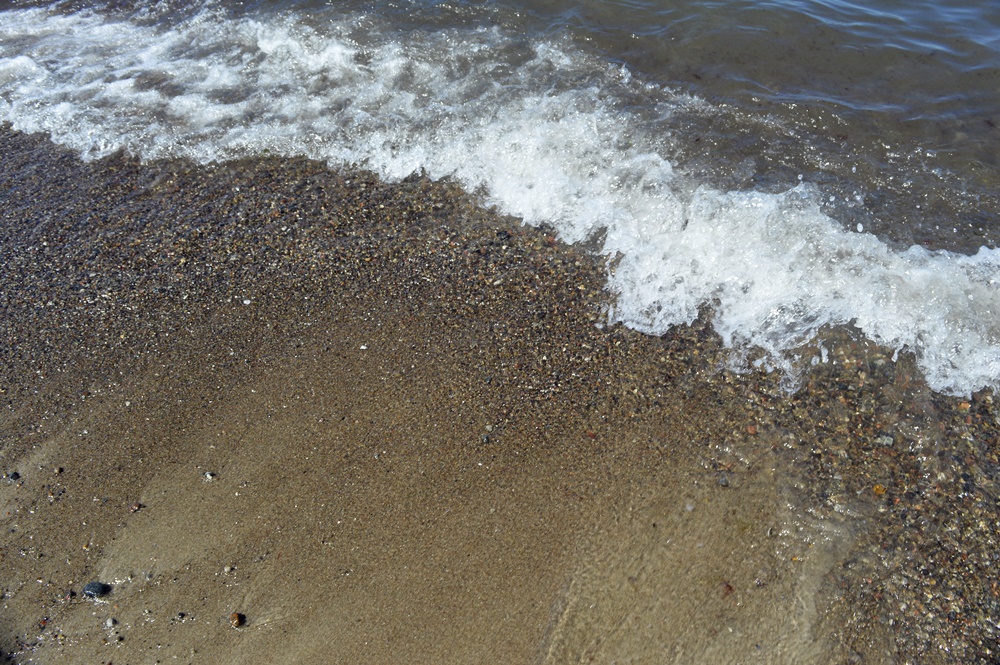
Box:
[82,581,111,598]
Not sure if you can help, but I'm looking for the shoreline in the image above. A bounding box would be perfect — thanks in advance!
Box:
[1,125,998,663]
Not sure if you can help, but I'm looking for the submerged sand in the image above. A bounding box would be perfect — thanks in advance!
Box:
[0,125,997,663]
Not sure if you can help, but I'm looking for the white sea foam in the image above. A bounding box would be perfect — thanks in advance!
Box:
[1,2,998,395]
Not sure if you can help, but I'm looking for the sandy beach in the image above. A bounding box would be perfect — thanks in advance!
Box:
[1,125,998,664]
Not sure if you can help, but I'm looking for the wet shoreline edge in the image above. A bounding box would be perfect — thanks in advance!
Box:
[1,124,998,663]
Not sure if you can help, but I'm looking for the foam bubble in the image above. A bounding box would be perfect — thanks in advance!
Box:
[1,2,998,395]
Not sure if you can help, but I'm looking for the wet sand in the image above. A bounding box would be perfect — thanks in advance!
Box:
[0,125,997,663]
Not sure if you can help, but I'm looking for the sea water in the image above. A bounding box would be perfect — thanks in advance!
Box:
[1,0,998,395]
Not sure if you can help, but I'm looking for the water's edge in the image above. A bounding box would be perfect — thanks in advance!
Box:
[1,126,999,662]
[2,3,1000,396]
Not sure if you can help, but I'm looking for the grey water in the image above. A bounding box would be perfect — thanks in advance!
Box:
[254,0,1000,252]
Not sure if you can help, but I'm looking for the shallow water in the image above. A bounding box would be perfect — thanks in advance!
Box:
[0,0,998,392]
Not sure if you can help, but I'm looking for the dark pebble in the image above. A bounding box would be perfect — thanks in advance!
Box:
[82,581,111,598]
[5,471,20,482]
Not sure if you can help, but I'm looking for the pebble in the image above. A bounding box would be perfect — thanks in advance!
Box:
[230,612,246,628]
[874,435,894,448]
[82,581,111,598]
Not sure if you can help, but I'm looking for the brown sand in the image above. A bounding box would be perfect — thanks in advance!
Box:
[0,297,844,664]
[1,125,997,663]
